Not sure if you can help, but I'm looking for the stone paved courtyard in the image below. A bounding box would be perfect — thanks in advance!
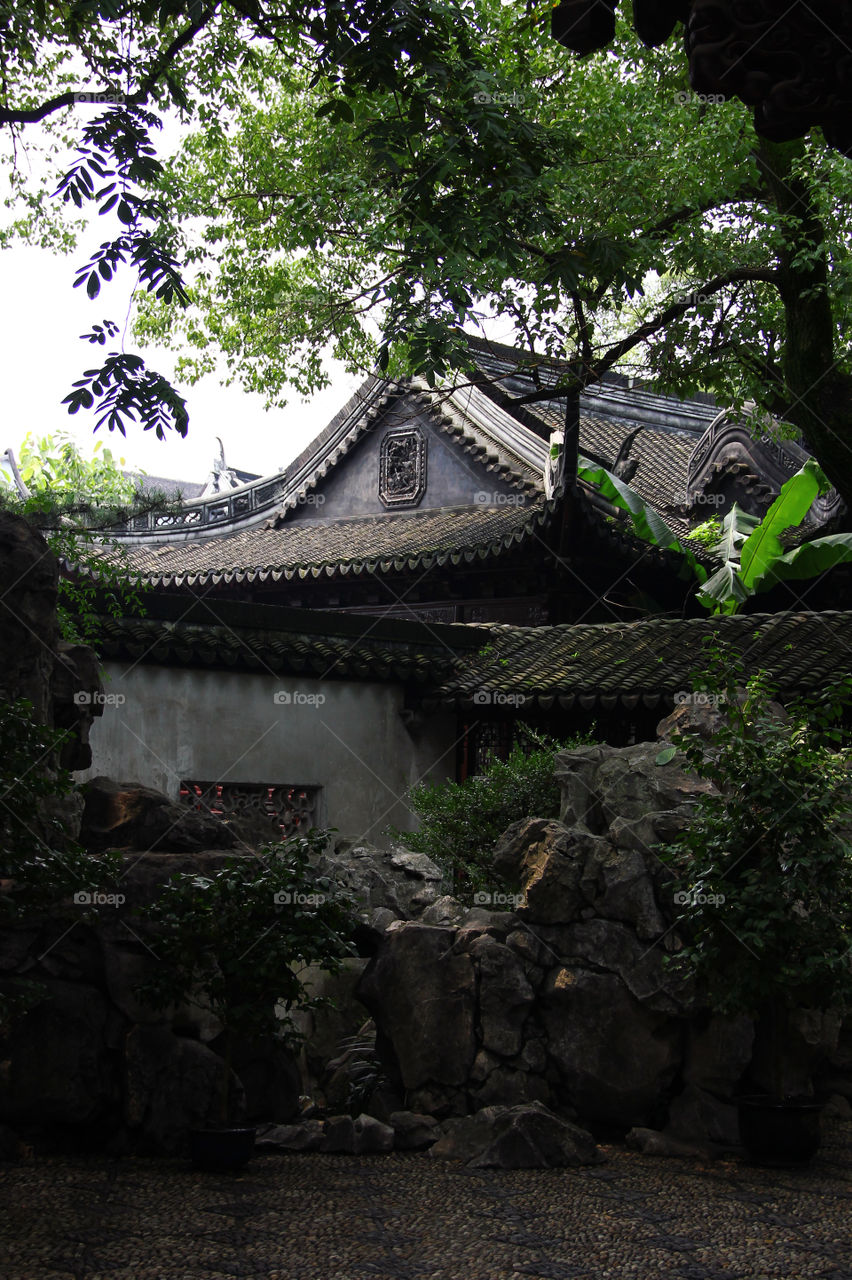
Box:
[1,1122,851,1280]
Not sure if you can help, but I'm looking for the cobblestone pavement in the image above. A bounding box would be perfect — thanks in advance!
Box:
[1,1122,851,1280]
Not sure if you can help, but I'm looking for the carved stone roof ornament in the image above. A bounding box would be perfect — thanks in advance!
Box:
[551,0,852,156]
[687,407,845,524]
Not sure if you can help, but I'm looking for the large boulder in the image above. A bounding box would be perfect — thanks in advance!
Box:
[493,819,668,938]
[317,841,445,923]
[124,1025,243,1152]
[81,777,239,853]
[469,934,535,1057]
[0,980,124,1128]
[593,741,716,829]
[356,923,476,1104]
[430,1102,599,1168]
[540,965,682,1126]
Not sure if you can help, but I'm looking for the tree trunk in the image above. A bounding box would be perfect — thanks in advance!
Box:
[756,138,852,510]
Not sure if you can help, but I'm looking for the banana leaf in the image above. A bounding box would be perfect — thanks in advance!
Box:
[740,458,825,593]
[695,503,757,614]
[577,457,706,584]
[756,533,852,588]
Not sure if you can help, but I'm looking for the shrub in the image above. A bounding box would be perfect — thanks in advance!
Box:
[657,642,852,1093]
[399,728,589,895]
[0,698,121,1030]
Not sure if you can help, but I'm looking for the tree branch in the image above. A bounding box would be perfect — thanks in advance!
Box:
[0,4,217,127]
[509,266,781,406]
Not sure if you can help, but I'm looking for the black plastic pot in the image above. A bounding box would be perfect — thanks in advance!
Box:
[189,1126,256,1172]
[737,1095,823,1165]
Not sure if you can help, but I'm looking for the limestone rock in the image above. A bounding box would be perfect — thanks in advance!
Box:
[667,1084,740,1146]
[494,819,668,938]
[683,1015,754,1096]
[255,1119,325,1151]
[594,741,716,829]
[389,1110,441,1150]
[357,924,476,1091]
[430,1102,599,1168]
[352,1113,395,1153]
[318,841,445,922]
[124,1025,243,1152]
[0,980,122,1126]
[470,934,535,1058]
[626,1127,708,1158]
[541,967,681,1126]
[554,744,611,831]
[472,1067,552,1110]
[420,895,468,927]
[81,777,238,853]
[539,920,690,1014]
[52,641,104,772]
[321,1114,358,1152]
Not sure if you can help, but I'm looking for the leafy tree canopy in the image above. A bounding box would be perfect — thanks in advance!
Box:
[3,2,852,502]
[0,429,158,642]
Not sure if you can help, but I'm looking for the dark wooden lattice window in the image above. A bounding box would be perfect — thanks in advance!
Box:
[179,781,320,839]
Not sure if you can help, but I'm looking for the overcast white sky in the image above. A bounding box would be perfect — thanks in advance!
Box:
[0,94,364,488]
[0,238,363,484]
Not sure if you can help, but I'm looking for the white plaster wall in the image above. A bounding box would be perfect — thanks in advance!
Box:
[81,662,457,846]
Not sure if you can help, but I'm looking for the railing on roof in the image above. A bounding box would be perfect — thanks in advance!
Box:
[107,473,290,539]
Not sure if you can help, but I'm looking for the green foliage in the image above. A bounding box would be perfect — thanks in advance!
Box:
[687,517,722,550]
[577,455,707,585]
[4,0,852,504]
[0,430,157,643]
[0,698,122,1029]
[658,644,852,1027]
[400,729,586,894]
[136,828,357,1119]
[332,1030,392,1119]
[696,459,852,614]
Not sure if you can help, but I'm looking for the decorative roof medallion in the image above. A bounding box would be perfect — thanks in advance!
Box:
[379,428,427,508]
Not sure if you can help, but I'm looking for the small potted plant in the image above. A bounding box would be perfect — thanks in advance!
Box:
[659,644,852,1163]
[136,828,355,1170]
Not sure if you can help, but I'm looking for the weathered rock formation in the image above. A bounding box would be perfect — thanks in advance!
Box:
[0,513,104,776]
[0,851,303,1154]
[356,725,848,1147]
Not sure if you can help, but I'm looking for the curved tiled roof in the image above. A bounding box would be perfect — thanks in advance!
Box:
[92,605,852,711]
[94,615,466,683]
[96,501,555,589]
[428,610,852,710]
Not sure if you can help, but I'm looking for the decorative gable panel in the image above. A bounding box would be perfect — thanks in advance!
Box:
[379,428,427,508]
